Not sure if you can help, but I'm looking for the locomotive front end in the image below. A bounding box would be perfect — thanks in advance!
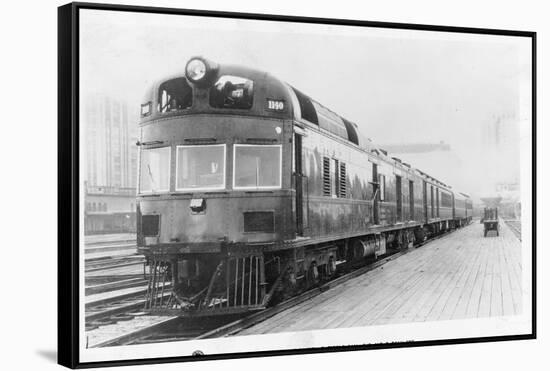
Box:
[136,58,296,315]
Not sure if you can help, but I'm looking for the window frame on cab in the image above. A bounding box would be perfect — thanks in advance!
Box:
[174,143,227,193]
[232,144,283,190]
[138,146,172,194]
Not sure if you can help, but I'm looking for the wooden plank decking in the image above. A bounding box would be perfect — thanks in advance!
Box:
[240,220,522,335]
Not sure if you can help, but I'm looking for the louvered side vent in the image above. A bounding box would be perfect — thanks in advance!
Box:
[323,157,331,196]
[339,162,347,197]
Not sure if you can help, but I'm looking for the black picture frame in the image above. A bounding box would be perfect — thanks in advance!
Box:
[58,2,536,368]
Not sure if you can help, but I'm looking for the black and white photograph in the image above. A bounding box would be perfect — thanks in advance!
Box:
[56,2,535,368]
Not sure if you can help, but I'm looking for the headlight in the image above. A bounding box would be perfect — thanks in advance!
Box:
[186,58,207,82]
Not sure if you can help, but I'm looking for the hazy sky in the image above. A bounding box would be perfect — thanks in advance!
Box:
[80,10,532,199]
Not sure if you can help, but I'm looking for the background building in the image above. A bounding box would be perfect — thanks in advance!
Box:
[84,93,138,188]
[83,94,138,234]
[84,183,137,234]
[495,181,521,219]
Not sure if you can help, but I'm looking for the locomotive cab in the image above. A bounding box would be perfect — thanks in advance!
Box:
[136,58,300,314]
[137,58,297,250]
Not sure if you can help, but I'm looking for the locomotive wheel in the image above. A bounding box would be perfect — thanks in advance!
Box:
[276,266,298,303]
[406,230,415,248]
[327,256,337,277]
[354,242,364,259]
[413,228,425,245]
[307,261,319,286]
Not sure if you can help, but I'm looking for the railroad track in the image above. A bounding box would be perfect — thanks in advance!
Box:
[85,238,136,247]
[85,285,170,331]
[88,313,244,348]
[85,242,136,255]
[86,274,148,286]
[85,292,148,330]
[89,226,458,348]
[504,220,521,241]
[85,255,145,273]
[85,277,148,296]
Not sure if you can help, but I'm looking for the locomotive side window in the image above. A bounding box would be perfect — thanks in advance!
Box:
[139,147,171,193]
[210,75,254,109]
[158,78,192,113]
[342,118,359,145]
[233,144,281,189]
[430,185,434,217]
[141,101,152,117]
[176,144,226,191]
[292,87,319,125]
[379,174,386,201]
[436,188,440,217]
[441,191,452,208]
[396,175,402,221]
[409,180,414,219]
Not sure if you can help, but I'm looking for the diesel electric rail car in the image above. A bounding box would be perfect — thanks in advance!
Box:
[136,57,473,316]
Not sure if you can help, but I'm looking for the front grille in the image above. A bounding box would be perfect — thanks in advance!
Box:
[244,211,274,233]
[142,214,160,236]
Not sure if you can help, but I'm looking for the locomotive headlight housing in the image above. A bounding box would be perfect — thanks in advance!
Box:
[185,57,218,85]
[186,58,207,81]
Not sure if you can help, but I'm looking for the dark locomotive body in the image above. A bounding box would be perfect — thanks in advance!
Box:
[137,58,473,316]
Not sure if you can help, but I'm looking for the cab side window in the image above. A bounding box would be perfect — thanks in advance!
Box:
[158,77,193,113]
[210,75,254,109]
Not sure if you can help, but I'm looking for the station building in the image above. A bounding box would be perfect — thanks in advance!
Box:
[84,184,136,235]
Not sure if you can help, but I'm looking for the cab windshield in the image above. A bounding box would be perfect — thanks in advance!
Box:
[233,145,281,189]
[139,147,171,193]
[176,144,226,191]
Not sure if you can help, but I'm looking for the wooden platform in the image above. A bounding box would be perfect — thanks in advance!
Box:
[240,220,522,335]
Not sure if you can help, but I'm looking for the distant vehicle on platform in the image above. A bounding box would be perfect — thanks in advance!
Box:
[482,207,499,237]
[136,57,473,316]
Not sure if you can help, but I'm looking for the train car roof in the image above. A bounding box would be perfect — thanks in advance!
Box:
[144,57,466,196]
[143,57,370,149]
